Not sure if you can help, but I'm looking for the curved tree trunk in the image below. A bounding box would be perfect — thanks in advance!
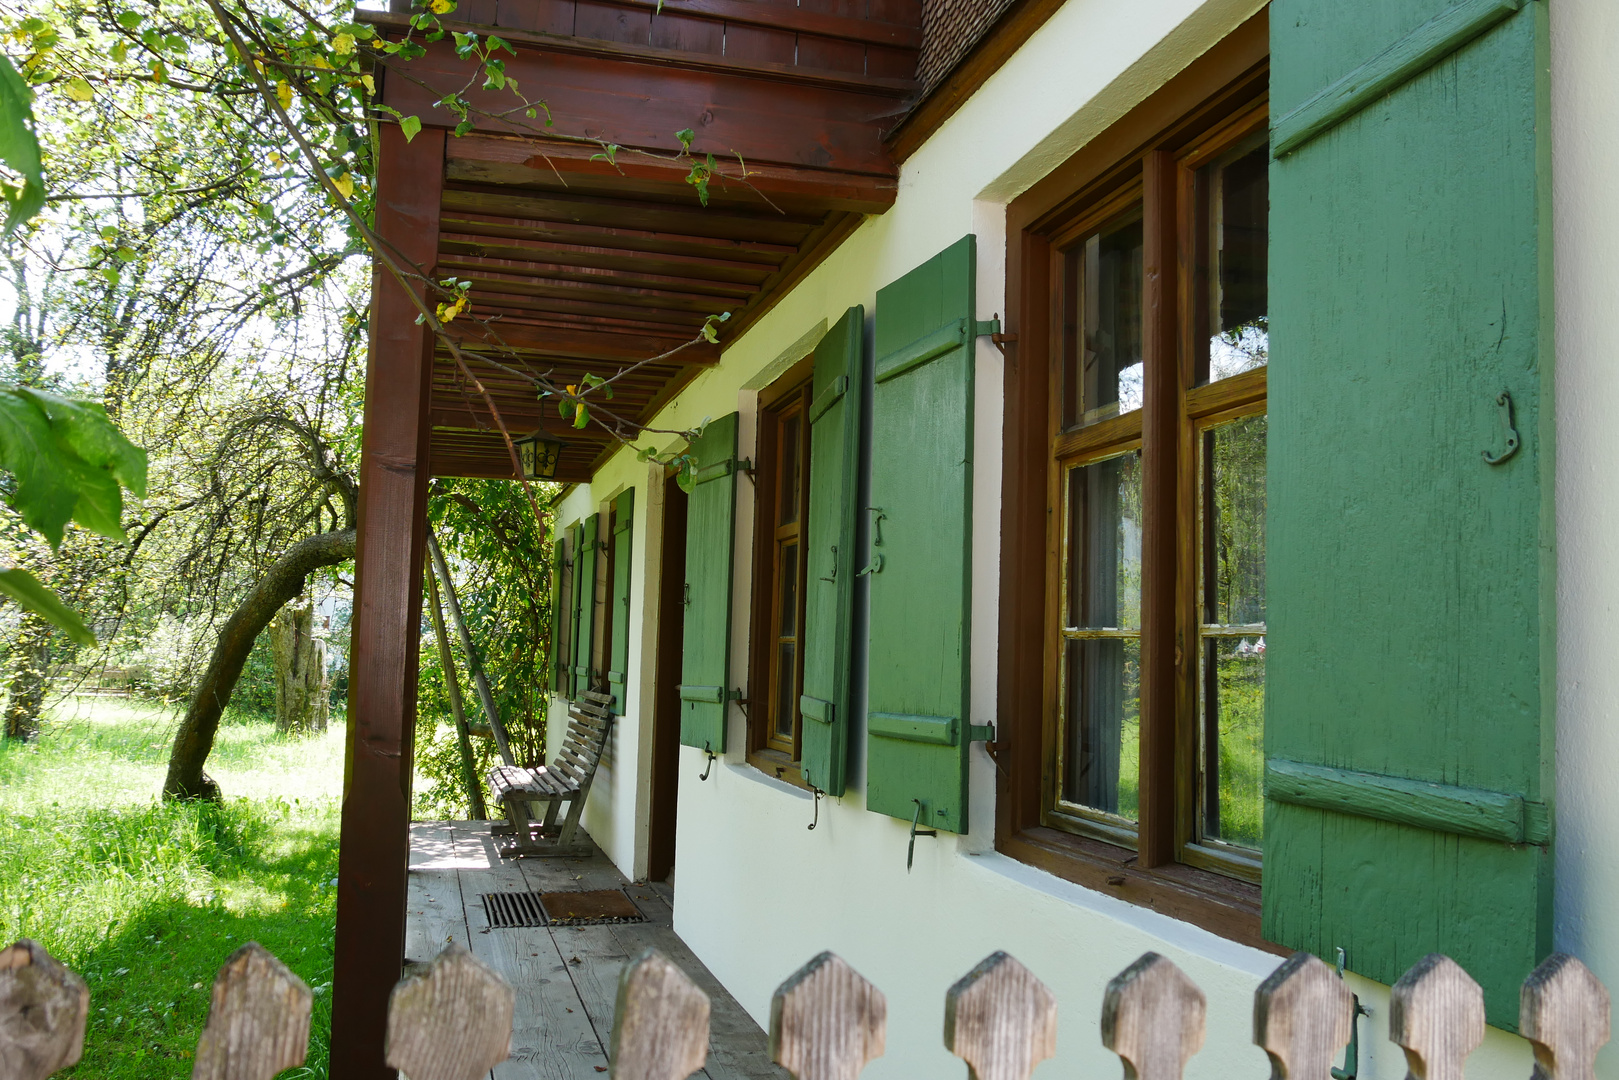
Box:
[163,529,356,799]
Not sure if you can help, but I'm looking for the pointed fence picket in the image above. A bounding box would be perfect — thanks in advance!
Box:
[0,933,1611,1080]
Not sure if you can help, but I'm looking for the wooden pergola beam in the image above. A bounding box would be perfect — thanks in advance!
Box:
[331,124,445,1080]
[441,321,720,363]
[371,33,903,173]
[446,135,899,215]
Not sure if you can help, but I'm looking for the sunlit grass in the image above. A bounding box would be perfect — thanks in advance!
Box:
[0,697,343,1078]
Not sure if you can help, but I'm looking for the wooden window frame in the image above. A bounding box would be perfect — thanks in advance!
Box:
[591,506,614,693]
[997,9,1278,951]
[746,355,816,787]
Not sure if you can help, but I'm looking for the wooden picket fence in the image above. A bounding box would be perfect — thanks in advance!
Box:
[0,935,1610,1080]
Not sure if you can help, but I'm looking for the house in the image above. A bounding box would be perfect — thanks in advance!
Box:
[338,0,1619,1076]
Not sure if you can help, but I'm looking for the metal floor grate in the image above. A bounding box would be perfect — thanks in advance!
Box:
[481,890,548,929]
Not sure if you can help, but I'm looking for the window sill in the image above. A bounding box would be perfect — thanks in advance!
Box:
[998,826,1277,954]
[745,748,812,792]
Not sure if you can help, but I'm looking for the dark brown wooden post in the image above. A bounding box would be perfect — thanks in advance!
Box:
[1136,148,1179,867]
[330,122,445,1079]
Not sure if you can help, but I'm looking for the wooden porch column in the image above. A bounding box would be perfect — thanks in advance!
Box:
[330,122,445,1079]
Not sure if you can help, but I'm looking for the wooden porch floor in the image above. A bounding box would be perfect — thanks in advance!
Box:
[407,821,786,1080]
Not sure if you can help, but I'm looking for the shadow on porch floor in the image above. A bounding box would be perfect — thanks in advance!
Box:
[408,821,786,1080]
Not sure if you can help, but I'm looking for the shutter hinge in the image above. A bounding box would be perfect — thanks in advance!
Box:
[968,723,996,744]
[976,314,1018,356]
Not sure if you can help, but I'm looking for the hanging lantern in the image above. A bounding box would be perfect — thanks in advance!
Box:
[515,432,565,480]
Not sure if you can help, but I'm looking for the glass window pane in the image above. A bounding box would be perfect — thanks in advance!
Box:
[1066,453,1142,631]
[1063,215,1144,428]
[1205,416,1266,626]
[778,541,798,637]
[1063,637,1140,818]
[1201,413,1267,849]
[1061,451,1143,820]
[1202,638,1264,846]
[775,642,796,740]
[1205,138,1268,382]
[778,413,801,526]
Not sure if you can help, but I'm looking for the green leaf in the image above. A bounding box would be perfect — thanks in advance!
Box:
[63,77,94,102]
[21,388,147,498]
[572,403,590,429]
[399,115,422,142]
[113,246,136,263]
[453,119,474,137]
[0,55,45,237]
[0,569,95,646]
[109,41,129,63]
[676,461,696,495]
[675,127,694,151]
[115,9,143,27]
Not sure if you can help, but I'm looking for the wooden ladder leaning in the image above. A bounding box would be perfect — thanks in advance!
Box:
[487,690,614,859]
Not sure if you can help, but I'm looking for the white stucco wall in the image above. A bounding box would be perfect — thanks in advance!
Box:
[1551,4,1619,1080]
[538,0,1619,1075]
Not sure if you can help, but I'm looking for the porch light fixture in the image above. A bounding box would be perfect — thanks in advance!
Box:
[515,432,565,480]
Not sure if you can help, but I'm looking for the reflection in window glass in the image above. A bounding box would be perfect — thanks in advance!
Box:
[1205,138,1268,382]
[1061,452,1142,819]
[1064,216,1144,428]
[1200,414,1266,848]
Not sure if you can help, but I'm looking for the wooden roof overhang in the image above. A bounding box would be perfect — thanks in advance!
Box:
[360,2,920,483]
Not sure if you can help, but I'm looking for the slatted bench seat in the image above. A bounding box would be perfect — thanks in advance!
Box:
[488,690,614,858]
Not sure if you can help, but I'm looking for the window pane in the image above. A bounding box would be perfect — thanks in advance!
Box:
[1063,637,1140,818]
[775,642,796,740]
[1202,639,1263,847]
[1063,216,1144,428]
[1061,452,1143,820]
[778,541,798,637]
[1066,453,1142,631]
[1206,138,1268,382]
[1201,413,1267,849]
[1206,416,1266,626]
[778,413,801,526]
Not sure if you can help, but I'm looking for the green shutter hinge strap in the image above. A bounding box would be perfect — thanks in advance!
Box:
[968,723,996,744]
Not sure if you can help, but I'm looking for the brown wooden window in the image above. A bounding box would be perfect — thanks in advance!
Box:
[748,358,814,782]
[999,12,1271,947]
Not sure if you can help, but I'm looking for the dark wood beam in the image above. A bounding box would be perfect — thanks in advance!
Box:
[439,233,776,284]
[372,34,906,173]
[358,11,918,96]
[436,255,759,300]
[331,124,444,1080]
[439,213,794,264]
[441,187,821,247]
[445,134,899,215]
[441,321,719,363]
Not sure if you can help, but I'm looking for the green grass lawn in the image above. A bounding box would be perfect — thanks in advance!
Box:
[0,698,344,1079]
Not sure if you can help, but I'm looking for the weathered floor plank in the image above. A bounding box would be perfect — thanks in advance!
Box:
[404,821,783,1079]
[453,825,610,1080]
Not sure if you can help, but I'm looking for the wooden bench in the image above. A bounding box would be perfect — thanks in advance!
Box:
[487,691,614,859]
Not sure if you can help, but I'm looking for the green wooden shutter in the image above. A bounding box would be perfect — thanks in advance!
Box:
[547,531,566,693]
[608,488,635,715]
[1267,0,1553,1025]
[678,413,740,752]
[865,236,977,834]
[799,306,865,796]
[572,514,598,698]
